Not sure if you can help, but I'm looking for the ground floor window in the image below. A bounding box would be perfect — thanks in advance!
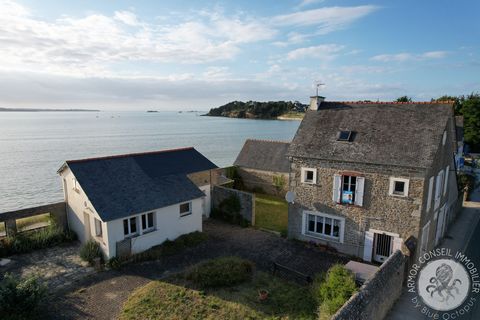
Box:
[123,217,138,237]
[179,202,192,217]
[304,212,343,241]
[141,212,154,232]
[94,218,102,237]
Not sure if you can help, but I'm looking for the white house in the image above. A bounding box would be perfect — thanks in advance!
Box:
[57,147,218,259]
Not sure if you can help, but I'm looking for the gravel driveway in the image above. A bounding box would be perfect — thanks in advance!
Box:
[47,220,349,320]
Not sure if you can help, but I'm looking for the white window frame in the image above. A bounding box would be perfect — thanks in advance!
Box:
[421,221,431,252]
[389,177,409,197]
[442,130,447,146]
[179,202,192,217]
[443,166,450,196]
[94,218,102,237]
[301,167,317,184]
[302,211,345,243]
[123,216,138,238]
[141,212,155,232]
[434,170,444,210]
[426,176,434,212]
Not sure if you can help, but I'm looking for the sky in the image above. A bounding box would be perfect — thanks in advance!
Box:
[0,0,479,110]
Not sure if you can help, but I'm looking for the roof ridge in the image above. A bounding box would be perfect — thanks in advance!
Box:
[246,138,290,144]
[325,101,455,105]
[66,147,195,164]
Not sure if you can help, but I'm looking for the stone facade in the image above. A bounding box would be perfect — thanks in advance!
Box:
[237,167,288,196]
[212,185,255,224]
[288,114,459,261]
[332,250,405,320]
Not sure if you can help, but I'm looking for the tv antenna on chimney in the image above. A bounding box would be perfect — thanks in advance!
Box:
[314,81,325,96]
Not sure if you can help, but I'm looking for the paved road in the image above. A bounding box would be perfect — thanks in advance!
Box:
[464,217,480,319]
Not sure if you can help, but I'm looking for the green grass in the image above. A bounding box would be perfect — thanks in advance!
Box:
[16,213,51,231]
[120,272,317,320]
[255,193,288,234]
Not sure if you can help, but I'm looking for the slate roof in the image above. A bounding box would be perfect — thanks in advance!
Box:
[61,147,217,222]
[234,139,290,173]
[287,102,454,169]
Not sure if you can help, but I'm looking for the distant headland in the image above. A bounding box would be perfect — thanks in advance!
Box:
[0,107,99,112]
[205,100,307,120]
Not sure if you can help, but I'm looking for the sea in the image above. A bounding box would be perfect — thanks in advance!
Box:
[0,111,300,213]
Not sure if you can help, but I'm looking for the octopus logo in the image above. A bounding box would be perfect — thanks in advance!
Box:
[418,259,471,311]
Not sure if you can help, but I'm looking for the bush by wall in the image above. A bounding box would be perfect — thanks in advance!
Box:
[312,265,357,319]
[186,256,254,288]
[0,273,47,319]
[211,195,250,227]
[79,239,102,265]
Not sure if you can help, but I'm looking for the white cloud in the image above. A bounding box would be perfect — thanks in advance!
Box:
[114,10,140,26]
[0,1,276,76]
[286,44,344,60]
[371,51,448,62]
[296,0,326,9]
[273,5,378,34]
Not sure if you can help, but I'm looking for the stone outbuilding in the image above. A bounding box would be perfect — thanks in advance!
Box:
[287,97,460,263]
[234,139,290,196]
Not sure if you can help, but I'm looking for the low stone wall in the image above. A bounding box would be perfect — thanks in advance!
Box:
[238,167,288,196]
[332,250,405,320]
[212,186,255,225]
[0,202,67,236]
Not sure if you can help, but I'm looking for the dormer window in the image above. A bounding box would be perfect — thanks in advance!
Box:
[337,131,352,142]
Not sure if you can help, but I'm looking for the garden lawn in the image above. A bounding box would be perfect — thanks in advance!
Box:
[255,193,288,234]
[120,272,317,320]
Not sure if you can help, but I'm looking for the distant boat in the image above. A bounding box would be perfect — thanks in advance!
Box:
[147,110,158,113]
[178,111,183,113]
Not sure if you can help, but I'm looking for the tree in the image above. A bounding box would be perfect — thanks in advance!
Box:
[461,93,480,149]
[396,96,412,102]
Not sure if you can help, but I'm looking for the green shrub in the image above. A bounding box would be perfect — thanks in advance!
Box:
[186,257,253,288]
[0,273,47,318]
[211,195,250,227]
[312,265,357,317]
[106,256,122,270]
[79,240,102,265]
[128,231,209,263]
[458,172,475,192]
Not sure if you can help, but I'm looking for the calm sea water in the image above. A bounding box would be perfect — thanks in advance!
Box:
[0,111,299,212]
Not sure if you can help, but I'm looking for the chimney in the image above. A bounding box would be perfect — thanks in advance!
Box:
[309,96,325,111]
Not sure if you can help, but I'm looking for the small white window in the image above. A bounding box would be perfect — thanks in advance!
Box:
[389,177,409,197]
[94,218,102,237]
[442,131,447,146]
[179,202,192,217]
[141,212,155,232]
[123,217,138,237]
[301,168,317,184]
[421,221,430,252]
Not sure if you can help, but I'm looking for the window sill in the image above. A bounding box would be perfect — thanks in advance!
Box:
[335,202,363,208]
[304,232,341,243]
[141,228,156,235]
[301,181,316,185]
[180,212,192,218]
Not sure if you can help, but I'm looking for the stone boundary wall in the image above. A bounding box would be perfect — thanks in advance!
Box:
[332,250,406,320]
[237,167,289,196]
[0,202,67,236]
[212,186,255,225]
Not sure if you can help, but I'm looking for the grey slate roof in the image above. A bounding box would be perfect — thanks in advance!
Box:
[234,139,290,173]
[63,147,217,222]
[287,102,454,169]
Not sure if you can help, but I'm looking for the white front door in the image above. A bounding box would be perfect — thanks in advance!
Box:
[373,232,393,263]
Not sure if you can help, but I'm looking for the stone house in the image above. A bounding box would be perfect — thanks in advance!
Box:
[287,97,459,263]
[57,147,218,258]
[234,139,290,196]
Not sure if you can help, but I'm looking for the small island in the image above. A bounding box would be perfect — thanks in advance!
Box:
[0,107,99,112]
[205,100,307,120]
